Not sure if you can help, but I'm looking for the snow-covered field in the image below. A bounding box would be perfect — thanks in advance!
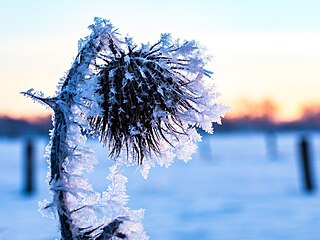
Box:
[1,132,320,240]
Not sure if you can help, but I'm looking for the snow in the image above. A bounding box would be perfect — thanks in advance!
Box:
[1,132,320,239]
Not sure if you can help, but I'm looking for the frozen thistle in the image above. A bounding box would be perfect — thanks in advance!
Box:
[89,29,226,165]
[22,17,228,239]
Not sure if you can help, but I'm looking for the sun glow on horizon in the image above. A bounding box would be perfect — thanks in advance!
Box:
[1,1,320,124]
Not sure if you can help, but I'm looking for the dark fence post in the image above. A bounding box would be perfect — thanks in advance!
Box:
[299,136,315,192]
[24,138,35,194]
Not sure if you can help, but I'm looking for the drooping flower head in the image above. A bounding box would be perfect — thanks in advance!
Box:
[87,18,228,165]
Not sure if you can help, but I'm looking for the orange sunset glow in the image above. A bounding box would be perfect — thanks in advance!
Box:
[1,1,320,122]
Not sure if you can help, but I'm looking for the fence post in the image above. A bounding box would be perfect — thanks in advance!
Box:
[299,136,315,192]
[24,138,35,194]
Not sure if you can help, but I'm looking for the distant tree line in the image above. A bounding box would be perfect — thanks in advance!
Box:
[0,100,320,137]
[219,115,320,132]
[0,115,52,137]
[219,99,320,132]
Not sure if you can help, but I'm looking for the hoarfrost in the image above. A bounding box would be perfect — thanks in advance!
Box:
[24,17,229,239]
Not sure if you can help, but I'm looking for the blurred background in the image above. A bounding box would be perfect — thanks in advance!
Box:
[1,0,320,239]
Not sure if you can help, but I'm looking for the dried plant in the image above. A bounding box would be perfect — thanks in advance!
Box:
[22,18,228,239]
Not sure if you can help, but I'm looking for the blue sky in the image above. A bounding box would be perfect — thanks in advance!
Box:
[1,0,320,120]
[2,0,319,36]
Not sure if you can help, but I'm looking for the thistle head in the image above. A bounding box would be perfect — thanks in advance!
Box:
[89,33,211,164]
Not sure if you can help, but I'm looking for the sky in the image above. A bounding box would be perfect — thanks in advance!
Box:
[1,0,320,121]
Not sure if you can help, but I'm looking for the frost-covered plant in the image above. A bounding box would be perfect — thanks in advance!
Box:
[22,18,228,239]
